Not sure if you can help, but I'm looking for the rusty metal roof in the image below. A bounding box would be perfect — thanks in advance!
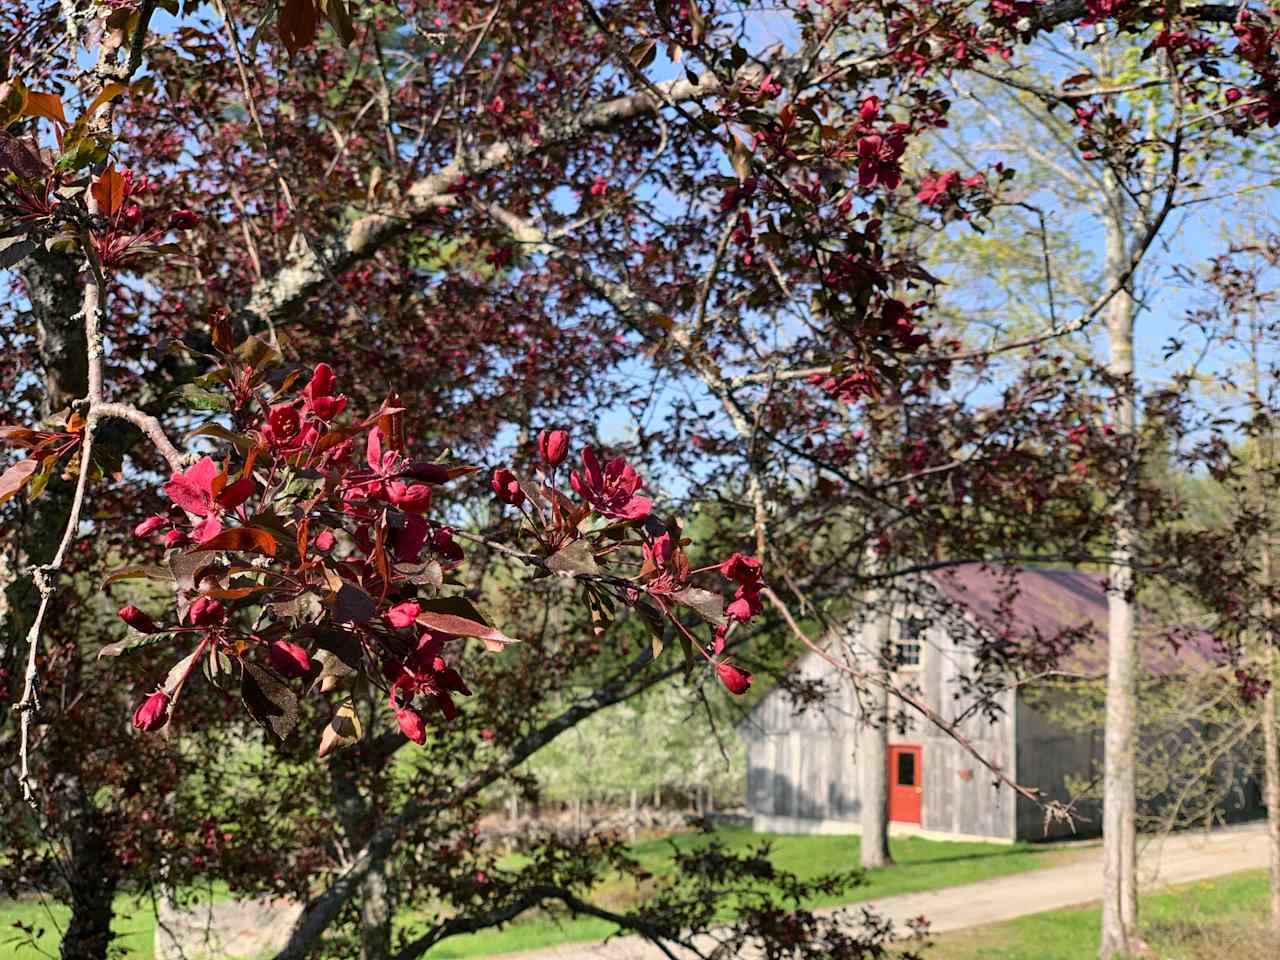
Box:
[929,565,1222,678]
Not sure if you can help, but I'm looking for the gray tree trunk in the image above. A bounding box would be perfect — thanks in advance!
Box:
[1098,171,1139,960]
[331,756,392,960]
[1246,315,1280,932]
[1264,646,1280,930]
[4,250,123,960]
[858,566,894,870]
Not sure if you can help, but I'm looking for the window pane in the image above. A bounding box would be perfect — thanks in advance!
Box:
[894,642,921,666]
[896,751,916,786]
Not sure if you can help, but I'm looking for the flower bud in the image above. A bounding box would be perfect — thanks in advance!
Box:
[314,530,336,552]
[396,707,426,744]
[119,604,160,634]
[134,515,167,538]
[387,601,422,629]
[538,429,570,468]
[490,468,525,507]
[266,639,312,679]
[132,691,170,731]
[716,661,752,696]
[727,586,762,623]
[187,596,226,626]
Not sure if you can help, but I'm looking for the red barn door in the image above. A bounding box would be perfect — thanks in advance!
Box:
[888,744,923,824]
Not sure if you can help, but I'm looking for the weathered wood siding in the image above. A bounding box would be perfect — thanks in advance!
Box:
[1015,691,1102,840]
[741,587,1020,841]
[743,646,860,821]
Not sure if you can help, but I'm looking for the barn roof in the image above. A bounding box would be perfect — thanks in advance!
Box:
[929,565,1222,678]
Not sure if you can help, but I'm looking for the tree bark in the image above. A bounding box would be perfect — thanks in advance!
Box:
[57,788,119,960]
[858,569,894,870]
[1098,169,1140,960]
[1264,645,1280,930]
[331,756,392,960]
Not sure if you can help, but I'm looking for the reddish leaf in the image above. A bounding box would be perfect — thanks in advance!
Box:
[672,587,727,626]
[100,564,173,590]
[91,164,125,215]
[415,599,519,652]
[547,539,600,576]
[200,526,278,557]
[0,426,41,449]
[0,458,38,504]
[278,0,320,55]
[325,0,356,46]
[242,662,299,740]
[334,582,377,623]
[22,92,66,125]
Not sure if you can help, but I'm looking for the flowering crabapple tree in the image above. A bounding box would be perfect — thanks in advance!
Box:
[97,343,762,751]
[3,0,1280,958]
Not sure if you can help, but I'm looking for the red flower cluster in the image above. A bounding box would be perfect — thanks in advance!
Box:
[119,353,490,753]
[721,552,764,623]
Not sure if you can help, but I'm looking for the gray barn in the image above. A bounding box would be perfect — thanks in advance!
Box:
[739,565,1235,843]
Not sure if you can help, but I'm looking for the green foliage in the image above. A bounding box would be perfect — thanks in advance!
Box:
[512,679,747,805]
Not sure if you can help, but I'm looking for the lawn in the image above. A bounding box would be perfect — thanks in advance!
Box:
[417,826,1081,958]
[0,893,159,959]
[924,868,1275,960]
[0,828,1077,959]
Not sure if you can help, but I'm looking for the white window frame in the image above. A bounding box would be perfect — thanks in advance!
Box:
[893,616,926,672]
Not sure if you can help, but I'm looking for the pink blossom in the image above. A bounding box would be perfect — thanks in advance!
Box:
[163,457,255,543]
[719,552,762,585]
[396,707,426,744]
[133,515,167,538]
[387,481,432,513]
[569,446,651,520]
[857,134,905,190]
[302,363,347,420]
[491,467,525,506]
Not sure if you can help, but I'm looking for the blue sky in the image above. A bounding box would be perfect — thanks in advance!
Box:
[81,5,1280,475]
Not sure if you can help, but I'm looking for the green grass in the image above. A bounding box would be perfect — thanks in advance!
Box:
[925,869,1274,959]
[0,828,1076,959]
[0,894,158,959]
[418,827,1081,957]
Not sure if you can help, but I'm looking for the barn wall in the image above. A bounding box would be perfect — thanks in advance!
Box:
[1014,691,1102,841]
[740,590,1019,842]
[741,647,860,822]
[913,614,1017,842]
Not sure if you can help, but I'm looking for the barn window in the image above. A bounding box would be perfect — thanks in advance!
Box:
[896,750,917,786]
[894,618,924,670]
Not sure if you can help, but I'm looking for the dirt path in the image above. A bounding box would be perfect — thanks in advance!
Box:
[494,822,1270,959]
